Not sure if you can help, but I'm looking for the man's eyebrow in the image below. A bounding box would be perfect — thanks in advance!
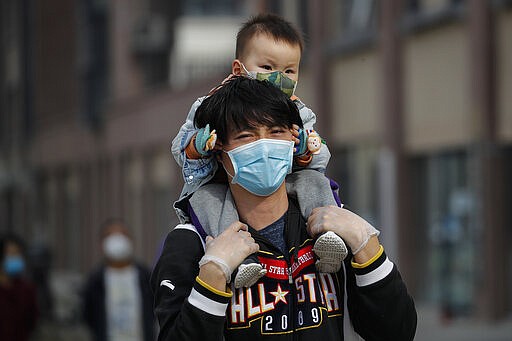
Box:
[232,128,255,136]
[231,124,259,134]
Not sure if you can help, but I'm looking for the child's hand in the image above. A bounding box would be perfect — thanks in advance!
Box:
[194,124,217,156]
[208,74,236,95]
[221,73,235,84]
[291,124,308,156]
[290,124,300,144]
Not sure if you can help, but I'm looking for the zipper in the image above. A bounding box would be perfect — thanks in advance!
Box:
[285,251,298,341]
[246,208,302,339]
[284,201,303,341]
[252,229,298,339]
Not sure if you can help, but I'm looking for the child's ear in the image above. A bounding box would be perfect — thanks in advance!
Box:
[232,60,243,76]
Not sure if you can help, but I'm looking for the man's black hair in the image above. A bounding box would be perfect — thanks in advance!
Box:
[99,217,130,239]
[236,13,304,59]
[194,76,303,144]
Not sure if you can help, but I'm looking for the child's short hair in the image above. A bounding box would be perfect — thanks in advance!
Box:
[235,13,304,59]
[194,76,303,144]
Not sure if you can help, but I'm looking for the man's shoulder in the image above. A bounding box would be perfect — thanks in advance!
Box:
[134,262,151,274]
[190,183,229,201]
[83,265,107,293]
[91,264,108,278]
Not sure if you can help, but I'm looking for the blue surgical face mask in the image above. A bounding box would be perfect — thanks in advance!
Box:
[241,63,298,98]
[3,255,25,277]
[224,138,294,196]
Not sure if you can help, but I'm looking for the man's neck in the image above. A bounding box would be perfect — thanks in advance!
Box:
[230,184,289,230]
[107,260,133,269]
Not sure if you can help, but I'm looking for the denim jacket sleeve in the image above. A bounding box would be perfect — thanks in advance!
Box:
[295,99,331,173]
[171,96,219,201]
[171,96,206,167]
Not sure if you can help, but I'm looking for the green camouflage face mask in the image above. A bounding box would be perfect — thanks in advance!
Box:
[242,64,297,97]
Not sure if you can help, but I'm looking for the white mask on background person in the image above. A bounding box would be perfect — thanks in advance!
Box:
[102,233,133,261]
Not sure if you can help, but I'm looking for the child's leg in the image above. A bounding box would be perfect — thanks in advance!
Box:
[313,231,348,273]
[188,183,267,288]
[286,169,348,272]
[232,253,267,288]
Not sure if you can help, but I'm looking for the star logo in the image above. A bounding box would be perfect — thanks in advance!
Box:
[270,283,289,305]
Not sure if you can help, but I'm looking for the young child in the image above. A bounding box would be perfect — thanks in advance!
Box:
[172,14,347,288]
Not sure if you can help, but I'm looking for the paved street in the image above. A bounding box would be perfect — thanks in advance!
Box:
[415,305,512,341]
[33,320,91,341]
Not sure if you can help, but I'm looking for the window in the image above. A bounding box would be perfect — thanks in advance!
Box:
[322,0,378,55]
[412,151,476,318]
[182,0,245,16]
[78,0,109,129]
[328,145,379,226]
[407,0,465,14]
[342,0,377,33]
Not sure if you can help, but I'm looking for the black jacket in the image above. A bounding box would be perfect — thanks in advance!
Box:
[151,200,417,340]
[83,262,155,341]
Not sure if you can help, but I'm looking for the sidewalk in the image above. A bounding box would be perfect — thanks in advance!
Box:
[415,305,512,341]
[33,319,91,341]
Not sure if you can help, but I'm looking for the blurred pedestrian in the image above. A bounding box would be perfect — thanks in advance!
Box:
[0,233,39,341]
[82,218,155,341]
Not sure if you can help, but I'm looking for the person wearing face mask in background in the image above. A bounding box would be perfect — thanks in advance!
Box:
[82,218,155,341]
[0,233,39,341]
[170,13,347,290]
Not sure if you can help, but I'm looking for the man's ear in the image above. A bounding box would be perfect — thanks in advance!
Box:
[213,142,223,160]
[215,151,224,164]
[232,59,243,76]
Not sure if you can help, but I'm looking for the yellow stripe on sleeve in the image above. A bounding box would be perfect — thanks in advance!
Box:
[351,245,384,269]
[195,276,233,298]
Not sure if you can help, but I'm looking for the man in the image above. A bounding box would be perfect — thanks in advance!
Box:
[152,76,417,340]
[83,218,155,341]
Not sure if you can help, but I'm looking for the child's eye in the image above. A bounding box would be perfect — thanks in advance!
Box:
[261,65,272,71]
[285,69,296,74]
